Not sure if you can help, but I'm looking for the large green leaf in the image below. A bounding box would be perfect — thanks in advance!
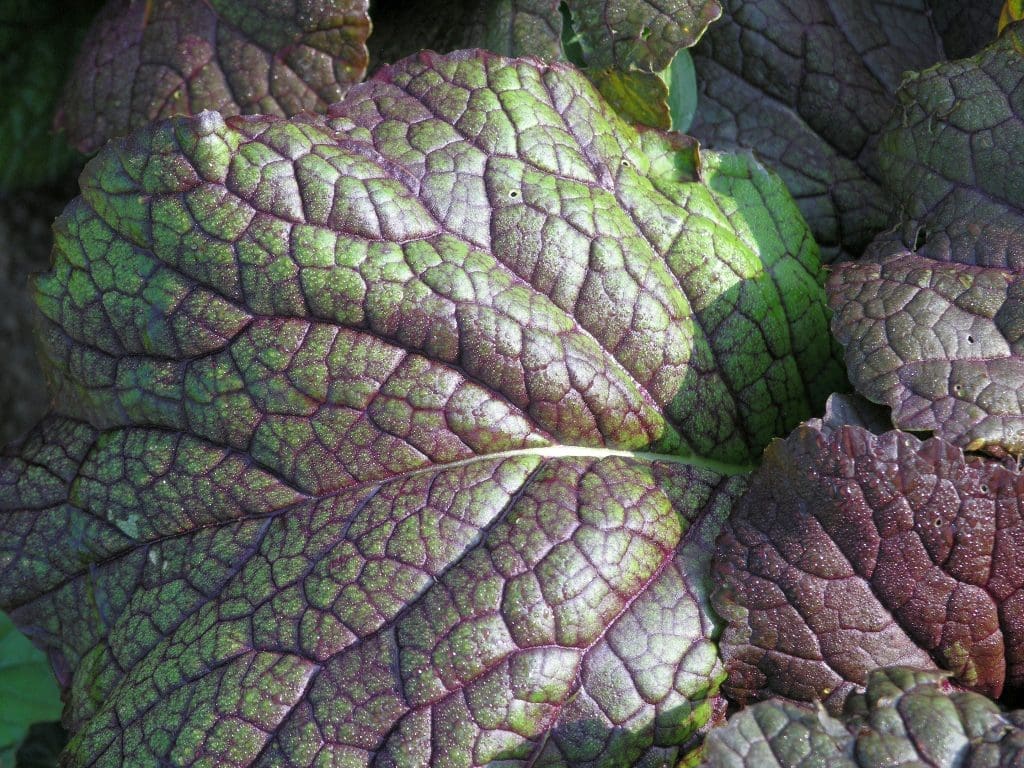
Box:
[1,50,843,766]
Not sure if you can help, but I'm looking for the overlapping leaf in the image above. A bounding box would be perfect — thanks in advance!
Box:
[460,0,720,71]
[829,25,1024,456]
[704,667,1024,767]
[482,0,721,129]
[689,0,1003,262]
[715,397,1024,708]
[565,0,720,71]
[0,51,843,766]
[57,0,371,154]
[369,0,720,129]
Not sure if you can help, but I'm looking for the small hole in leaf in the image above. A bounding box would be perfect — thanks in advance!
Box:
[508,190,519,198]
[934,516,942,527]
[953,383,963,394]
[967,335,975,344]
[621,159,631,168]
[981,483,990,494]
[913,227,929,250]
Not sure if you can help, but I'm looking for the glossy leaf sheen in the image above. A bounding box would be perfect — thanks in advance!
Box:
[1,51,842,766]
[830,28,1024,456]
[704,667,1024,768]
[715,414,1024,708]
[58,0,371,154]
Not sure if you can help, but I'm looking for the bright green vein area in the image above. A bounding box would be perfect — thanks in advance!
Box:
[388,445,756,479]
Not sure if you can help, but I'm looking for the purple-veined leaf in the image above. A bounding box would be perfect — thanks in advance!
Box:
[703,666,1024,768]
[373,0,721,129]
[690,0,1004,263]
[715,399,1024,708]
[565,0,721,71]
[2,50,843,766]
[57,0,371,154]
[829,25,1024,456]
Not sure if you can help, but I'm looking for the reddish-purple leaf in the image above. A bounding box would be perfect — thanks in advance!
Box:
[715,411,1024,708]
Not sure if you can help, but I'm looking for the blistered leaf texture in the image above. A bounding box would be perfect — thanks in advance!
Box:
[566,0,721,71]
[829,249,1024,456]
[876,25,1024,270]
[704,667,1024,768]
[372,0,719,128]
[716,417,1024,708]
[690,0,1003,262]
[461,0,720,70]
[830,28,1024,456]
[466,0,564,61]
[1,51,842,766]
[58,0,370,154]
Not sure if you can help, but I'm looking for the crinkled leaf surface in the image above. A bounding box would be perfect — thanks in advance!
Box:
[689,0,1003,262]
[464,0,564,62]
[714,408,1024,708]
[703,667,1024,768]
[565,0,721,71]
[829,26,1024,456]
[874,24,1024,269]
[57,0,371,154]
[480,0,720,128]
[371,0,718,129]
[0,51,843,767]
[464,0,720,70]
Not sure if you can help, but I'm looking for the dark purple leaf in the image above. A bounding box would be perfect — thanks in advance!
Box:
[715,418,1024,708]
[690,0,1004,263]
